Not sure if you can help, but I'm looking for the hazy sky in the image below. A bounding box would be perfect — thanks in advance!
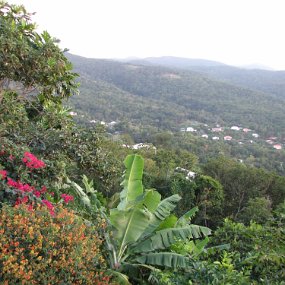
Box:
[9,0,285,70]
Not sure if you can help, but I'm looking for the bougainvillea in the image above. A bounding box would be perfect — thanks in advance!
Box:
[22,152,46,169]
[0,204,113,284]
[0,148,73,215]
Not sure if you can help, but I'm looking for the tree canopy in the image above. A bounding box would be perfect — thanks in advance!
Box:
[0,1,78,104]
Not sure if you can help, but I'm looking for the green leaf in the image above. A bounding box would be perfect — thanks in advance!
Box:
[107,270,131,285]
[143,189,161,213]
[67,178,91,208]
[110,207,152,260]
[176,206,199,227]
[118,154,144,210]
[133,225,211,253]
[141,194,181,237]
[155,194,181,220]
[157,214,178,231]
[135,252,191,268]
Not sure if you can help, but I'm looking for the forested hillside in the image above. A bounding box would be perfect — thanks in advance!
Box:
[68,54,285,137]
[127,56,285,100]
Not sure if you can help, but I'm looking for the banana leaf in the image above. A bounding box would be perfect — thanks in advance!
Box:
[132,225,211,253]
[110,207,152,259]
[118,154,144,210]
[135,252,191,269]
[141,194,181,238]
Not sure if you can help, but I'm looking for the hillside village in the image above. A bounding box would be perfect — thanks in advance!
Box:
[69,111,283,153]
[180,122,283,150]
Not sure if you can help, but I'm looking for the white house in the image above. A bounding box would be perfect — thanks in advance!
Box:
[252,133,259,138]
[69,111,77,116]
[201,134,208,139]
[231,126,240,131]
[212,127,223,132]
[175,167,196,180]
[108,121,117,126]
[212,136,219,140]
[186,127,196,132]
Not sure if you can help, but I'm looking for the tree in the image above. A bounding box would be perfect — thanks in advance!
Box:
[239,197,273,225]
[0,1,78,104]
[170,174,224,227]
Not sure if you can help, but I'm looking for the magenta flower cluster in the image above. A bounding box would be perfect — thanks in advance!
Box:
[0,151,74,215]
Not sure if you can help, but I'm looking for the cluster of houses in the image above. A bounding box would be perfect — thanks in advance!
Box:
[69,111,118,128]
[180,124,283,150]
[122,143,157,153]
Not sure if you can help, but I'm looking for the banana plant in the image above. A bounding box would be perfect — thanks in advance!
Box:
[108,154,211,283]
[68,154,211,284]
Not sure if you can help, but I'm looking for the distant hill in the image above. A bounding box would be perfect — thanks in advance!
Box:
[124,56,285,100]
[67,53,285,136]
[125,56,226,69]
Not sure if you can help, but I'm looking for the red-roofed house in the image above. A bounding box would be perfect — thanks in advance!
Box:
[224,136,232,141]
[273,144,282,150]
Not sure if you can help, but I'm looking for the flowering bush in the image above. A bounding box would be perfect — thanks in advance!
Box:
[0,204,113,284]
[22,152,46,169]
[0,146,73,215]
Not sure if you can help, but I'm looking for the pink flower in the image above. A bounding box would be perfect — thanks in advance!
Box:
[33,190,41,198]
[22,152,46,169]
[0,170,7,180]
[7,178,18,188]
[40,186,47,194]
[42,199,55,216]
[15,196,29,205]
[61,194,74,204]
[6,178,33,193]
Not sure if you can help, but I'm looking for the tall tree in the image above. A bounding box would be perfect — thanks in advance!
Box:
[0,1,78,104]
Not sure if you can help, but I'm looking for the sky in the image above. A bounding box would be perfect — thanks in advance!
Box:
[9,0,285,70]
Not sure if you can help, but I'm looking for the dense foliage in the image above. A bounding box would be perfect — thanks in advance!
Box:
[0,204,111,285]
[0,1,78,104]
[1,1,285,284]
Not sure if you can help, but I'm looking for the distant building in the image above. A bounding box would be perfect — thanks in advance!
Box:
[69,111,77,116]
[212,136,219,140]
[201,134,208,139]
[252,133,259,138]
[131,143,156,153]
[89,120,97,123]
[268,136,277,140]
[231,126,240,131]
[243,128,251,133]
[224,136,232,141]
[273,144,282,150]
[108,121,117,126]
[175,167,196,180]
[266,140,274,144]
[180,128,186,132]
[212,127,223,132]
[186,127,196,132]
